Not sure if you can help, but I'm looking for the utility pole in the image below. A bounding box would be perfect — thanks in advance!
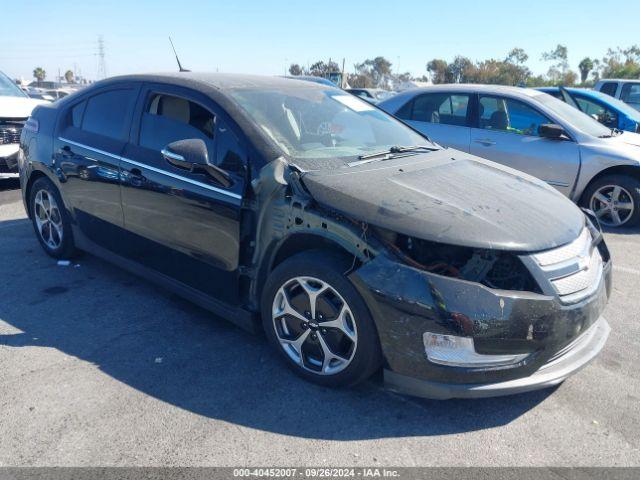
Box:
[97,35,107,80]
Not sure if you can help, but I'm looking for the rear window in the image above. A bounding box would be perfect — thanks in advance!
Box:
[81,89,136,140]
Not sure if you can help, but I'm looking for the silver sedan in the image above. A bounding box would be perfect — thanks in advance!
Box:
[379,84,640,227]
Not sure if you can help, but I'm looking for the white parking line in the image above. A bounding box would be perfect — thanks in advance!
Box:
[613,265,640,276]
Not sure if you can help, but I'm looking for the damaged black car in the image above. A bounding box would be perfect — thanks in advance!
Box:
[18,73,612,399]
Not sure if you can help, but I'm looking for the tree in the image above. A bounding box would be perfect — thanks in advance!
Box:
[309,60,340,77]
[33,67,46,86]
[505,48,529,66]
[351,56,393,88]
[541,44,577,85]
[578,58,594,84]
[288,64,304,76]
[599,46,640,79]
[64,70,75,83]
[448,56,474,83]
[426,59,450,84]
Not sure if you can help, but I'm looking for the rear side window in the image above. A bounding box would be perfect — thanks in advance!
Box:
[410,93,470,127]
[82,89,136,140]
[599,82,618,97]
[139,93,216,160]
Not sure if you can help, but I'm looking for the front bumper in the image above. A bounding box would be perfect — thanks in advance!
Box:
[384,315,610,399]
[349,251,612,399]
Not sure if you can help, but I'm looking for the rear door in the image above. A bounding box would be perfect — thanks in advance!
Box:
[55,84,139,248]
[396,92,472,152]
[119,83,247,303]
[469,95,580,196]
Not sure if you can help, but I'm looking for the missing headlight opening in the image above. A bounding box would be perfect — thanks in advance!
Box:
[374,228,540,293]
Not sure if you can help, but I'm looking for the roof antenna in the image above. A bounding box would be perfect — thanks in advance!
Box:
[169,37,190,72]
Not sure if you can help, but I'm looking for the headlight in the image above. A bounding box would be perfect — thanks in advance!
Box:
[423,332,529,368]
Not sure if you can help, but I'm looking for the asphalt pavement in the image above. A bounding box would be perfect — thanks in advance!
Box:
[0,177,639,466]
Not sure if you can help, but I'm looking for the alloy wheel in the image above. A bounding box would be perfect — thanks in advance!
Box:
[272,276,358,375]
[33,189,64,249]
[590,184,635,227]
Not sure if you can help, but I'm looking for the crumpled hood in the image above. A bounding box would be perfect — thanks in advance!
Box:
[301,151,584,252]
[0,96,47,118]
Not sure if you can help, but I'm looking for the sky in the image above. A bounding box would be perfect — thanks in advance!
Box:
[2,0,639,82]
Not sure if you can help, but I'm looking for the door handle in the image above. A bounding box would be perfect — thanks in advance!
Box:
[474,139,496,146]
[128,168,146,187]
[58,145,73,157]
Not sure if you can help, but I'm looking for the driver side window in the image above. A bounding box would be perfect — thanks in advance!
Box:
[139,93,216,162]
[479,96,551,137]
[575,96,617,128]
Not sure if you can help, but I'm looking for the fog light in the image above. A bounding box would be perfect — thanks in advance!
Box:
[423,332,529,367]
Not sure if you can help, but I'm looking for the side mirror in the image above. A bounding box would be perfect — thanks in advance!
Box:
[161,138,209,170]
[539,123,567,140]
[161,138,232,188]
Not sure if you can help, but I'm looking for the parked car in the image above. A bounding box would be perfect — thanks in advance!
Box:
[379,84,640,227]
[0,70,47,173]
[346,88,395,104]
[19,73,611,399]
[538,86,640,133]
[595,79,640,112]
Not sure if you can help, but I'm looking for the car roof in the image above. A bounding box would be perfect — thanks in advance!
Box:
[597,78,640,84]
[105,72,336,91]
[396,83,542,97]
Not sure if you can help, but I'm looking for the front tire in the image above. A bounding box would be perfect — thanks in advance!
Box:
[581,174,640,228]
[29,176,76,259]
[262,251,382,387]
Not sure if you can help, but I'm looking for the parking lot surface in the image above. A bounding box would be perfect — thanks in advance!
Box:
[1,177,639,467]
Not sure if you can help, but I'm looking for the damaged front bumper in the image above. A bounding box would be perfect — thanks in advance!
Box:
[349,252,612,400]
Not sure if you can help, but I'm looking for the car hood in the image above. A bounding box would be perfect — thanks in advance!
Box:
[300,151,584,252]
[0,96,47,118]
[612,131,640,148]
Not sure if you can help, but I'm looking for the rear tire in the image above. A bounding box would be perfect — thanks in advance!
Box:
[581,174,640,228]
[29,176,77,259]
[262,251,382,387]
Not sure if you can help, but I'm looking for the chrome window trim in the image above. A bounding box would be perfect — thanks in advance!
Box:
[58,137,242,201]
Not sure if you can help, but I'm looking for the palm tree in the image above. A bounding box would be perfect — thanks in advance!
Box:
[64,70,74,83]
[578,58,594,84]
[33,67,46,86]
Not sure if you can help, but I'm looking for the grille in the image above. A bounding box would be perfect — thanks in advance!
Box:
[532,228,590,267]
[524,228,605,304]
[551,249,603,297]
[0,125,23,145]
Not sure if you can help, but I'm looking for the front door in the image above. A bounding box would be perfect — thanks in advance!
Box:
[469,94,580,196]
[119,84,247,303]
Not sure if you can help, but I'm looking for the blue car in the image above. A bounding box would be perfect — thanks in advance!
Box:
[538,87,640,133]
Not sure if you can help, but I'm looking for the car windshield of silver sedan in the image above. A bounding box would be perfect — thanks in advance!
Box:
[0,71,28,98]
[231,88,433,161]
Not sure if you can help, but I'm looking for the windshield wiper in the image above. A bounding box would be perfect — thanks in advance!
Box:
[357,145,439,160]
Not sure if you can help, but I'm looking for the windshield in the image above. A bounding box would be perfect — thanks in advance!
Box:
[0,71,27,98]
[230,87,432,161]
[535,93,611,137]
